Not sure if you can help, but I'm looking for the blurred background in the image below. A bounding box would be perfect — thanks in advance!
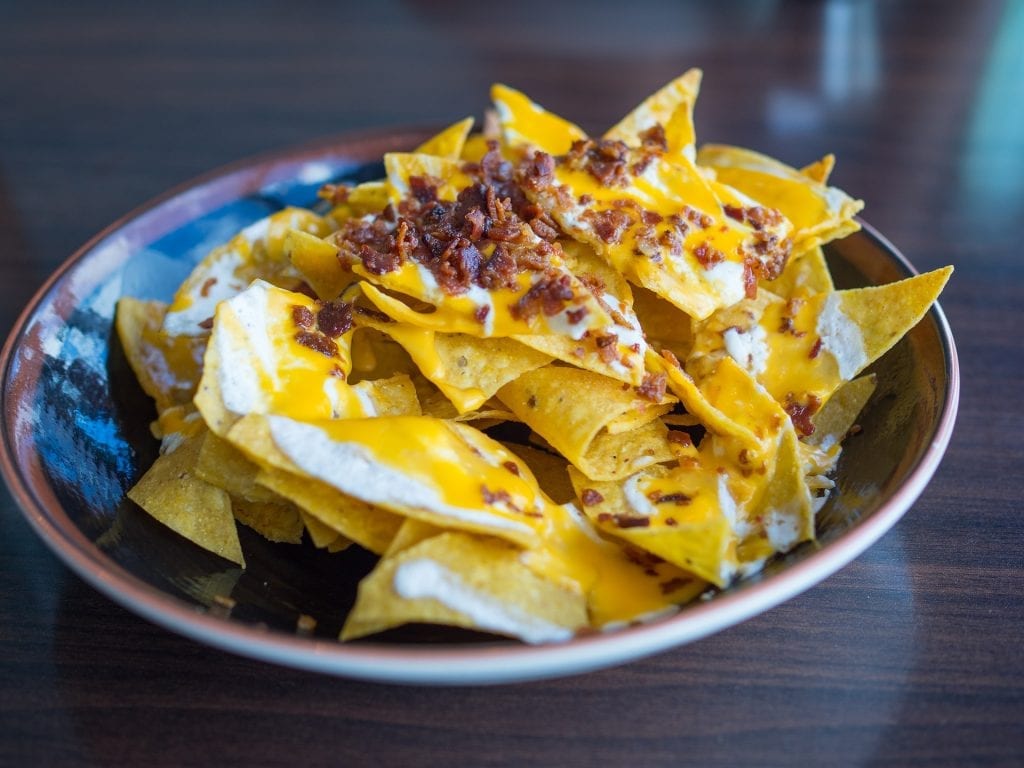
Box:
[2,0,1020,333]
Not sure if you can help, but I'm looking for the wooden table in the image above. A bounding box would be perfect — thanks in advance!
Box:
[2,2,1021,765]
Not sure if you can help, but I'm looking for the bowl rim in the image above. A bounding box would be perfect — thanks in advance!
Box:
[0,129,960,685]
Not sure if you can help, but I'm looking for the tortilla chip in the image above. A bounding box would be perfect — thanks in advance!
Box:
[604,68,702,160]
[569,462,734,587]
[115,297,204,412]
[230,497,304,544]
[126,432,244,566]
[415,117,475,159]
[255,465,401,555]
[341,532,587,643]
[498,365,676,481]
[285,229,348,301]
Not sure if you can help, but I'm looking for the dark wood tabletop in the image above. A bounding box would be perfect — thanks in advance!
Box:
[2,1,1022,766]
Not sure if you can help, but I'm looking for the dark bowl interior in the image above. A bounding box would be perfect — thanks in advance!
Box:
[0,129,957,678]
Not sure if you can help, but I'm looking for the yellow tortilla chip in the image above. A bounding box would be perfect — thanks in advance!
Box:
[230,497,304,545]
[569,462,734,587]
[342,532,587,643]
[126,432,244,566]
[163,207,329,336]
[498,365,676,481]
[415,117,475,159]
[696,144,863,255]
[255,465,401,555]
[299,510,352,553]
[115,297,204,412]
[604,68,702,160]
[285,228,348,301]
[357,318,553,414]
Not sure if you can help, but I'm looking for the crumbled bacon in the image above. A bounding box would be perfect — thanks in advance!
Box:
[200,277,217,298]
[584,208,633,244]
[291,305,314,329]
[502,461,521,476]
[784,393,822,437]
[809,337,823,359]
[474,304,490,324]
[647,490,692,505]
[637,372,667,402]
[517,151,555,191]
[594,333,619,363]
[581,488,604,506]
[564,138,632,187]
[638,123,668,151]
[667,431,693,447]
[295,330,338,358]
[510,274,575,321]
[693,241,725,269]
[742,257,758,299]
[316,300,353,338]
[724,203,784,232]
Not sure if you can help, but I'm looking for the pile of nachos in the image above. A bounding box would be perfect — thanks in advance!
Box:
[117,70,951,643]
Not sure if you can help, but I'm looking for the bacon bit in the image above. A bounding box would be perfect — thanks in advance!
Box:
[329,365,346,379]
[566,307,589,324]
[680,205,713,229]
[647,490,692,506]
[637,372,667,402]
[809,337,823,359]
[667,431,693,448]
[317,183,350,205]
[527,394,538,408]
[481,485,514,506]
[660,576,692,595]
[316,300,353,338]
[667,213,691,239]
[198,317,214,330]
[581,488,604,506]
[659,349,681,369]
[573,346,586,358]
[641,210,664,226]
[664,517,678,527]
[477,244,519,291]
[584,208,633,244]
[742,257,758,299]
[292,304,315,329]
[784,393,822,437]
[597,512,612,523]
[358,241,402,276]
[199,277,217,298]
[295,330,338,359]
[638,123,668,151]
[510,274,575,321]
[578,194,594,205]
[595,333,619,363]
[518,151,555,191]
[615,515,651,529]
[474,304,490,324]
[724,203,784,232]
[529,217,559,241]
[693,241,725,269]
[502,461,521,476]
[409,175,439,204]
[565,138,631,187]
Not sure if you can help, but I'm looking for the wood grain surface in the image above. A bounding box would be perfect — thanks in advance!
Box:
[2,1,1022,766]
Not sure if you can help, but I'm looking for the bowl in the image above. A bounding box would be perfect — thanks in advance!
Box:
[0,128,959,684]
